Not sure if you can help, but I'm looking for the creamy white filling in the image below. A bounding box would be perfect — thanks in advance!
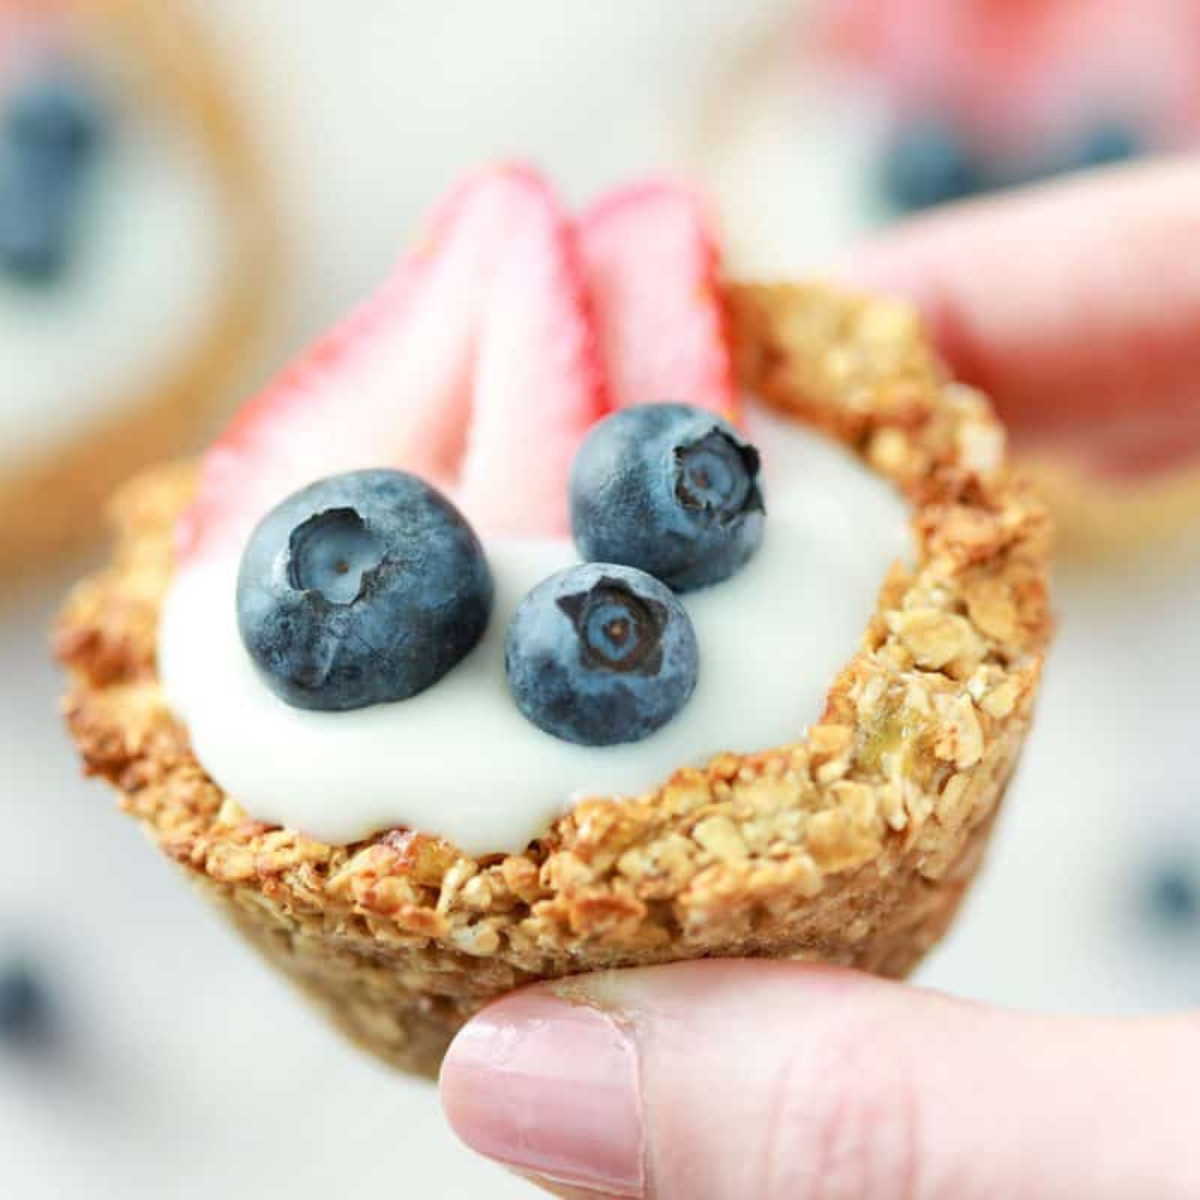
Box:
[0,104,230,472]
[158,406,911,855]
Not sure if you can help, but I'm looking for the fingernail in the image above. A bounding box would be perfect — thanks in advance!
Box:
[440,989,644,1197]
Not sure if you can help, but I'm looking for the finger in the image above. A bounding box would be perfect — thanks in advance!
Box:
[441,960,1200,1200]
[832,159,1200,472]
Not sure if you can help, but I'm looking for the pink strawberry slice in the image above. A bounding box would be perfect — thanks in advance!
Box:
[178,163,606,563]
[579,180,735,419]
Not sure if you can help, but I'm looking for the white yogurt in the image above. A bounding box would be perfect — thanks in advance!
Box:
[0,85,231,472]
[159,406,911,855]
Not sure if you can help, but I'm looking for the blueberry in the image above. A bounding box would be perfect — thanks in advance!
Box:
[0,157,70,283]
[570,403,764,593]
[0,72,105,285]
[879,119,985,213]
[506,563,698,746]
[1071,122,1143,171]
[237,470,493,711]
[6,74,104,171]
[1143,861,1199,932]
[0,963,50,1045]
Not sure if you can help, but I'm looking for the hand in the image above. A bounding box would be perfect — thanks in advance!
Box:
[442,962,1199,1199]
[439,160,1200,1200]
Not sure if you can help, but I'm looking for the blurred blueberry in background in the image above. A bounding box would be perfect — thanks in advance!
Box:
[0,155,72,282]
[878,118,984,214]
[1072,121,1142,170]
[0,959,53,1047]
[878,114,1147,219]
[7,74,104,163]
[1143,859,1200,933]
[0,71,105,285]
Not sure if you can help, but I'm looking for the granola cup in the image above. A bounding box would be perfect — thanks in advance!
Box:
[56,282,1052,1079]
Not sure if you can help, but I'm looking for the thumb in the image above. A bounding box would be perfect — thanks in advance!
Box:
[440,960,1200,1200]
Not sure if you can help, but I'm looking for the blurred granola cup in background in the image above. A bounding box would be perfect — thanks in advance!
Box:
[0,0,277,577]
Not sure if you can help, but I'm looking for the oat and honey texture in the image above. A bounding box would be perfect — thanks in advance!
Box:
[56,283,1052,1078]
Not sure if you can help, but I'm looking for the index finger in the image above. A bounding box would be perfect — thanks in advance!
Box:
[833,158,1200,474]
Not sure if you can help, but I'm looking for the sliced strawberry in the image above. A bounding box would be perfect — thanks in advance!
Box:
[456,172,609,532]
[579,180,735,419]
[179,163,605,562]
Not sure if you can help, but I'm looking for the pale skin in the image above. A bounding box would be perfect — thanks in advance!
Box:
[439,160,1200,1200]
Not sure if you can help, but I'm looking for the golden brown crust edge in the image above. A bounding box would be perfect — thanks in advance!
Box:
[0,0,278,575]
[55,283,1053,1077]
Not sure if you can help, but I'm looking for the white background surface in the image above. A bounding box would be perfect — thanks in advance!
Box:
[3,3,1200,1197]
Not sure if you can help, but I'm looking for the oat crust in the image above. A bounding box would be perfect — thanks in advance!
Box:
[56,283,1053,1077]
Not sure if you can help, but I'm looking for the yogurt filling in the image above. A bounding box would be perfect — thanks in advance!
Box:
[159,405,911,856]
